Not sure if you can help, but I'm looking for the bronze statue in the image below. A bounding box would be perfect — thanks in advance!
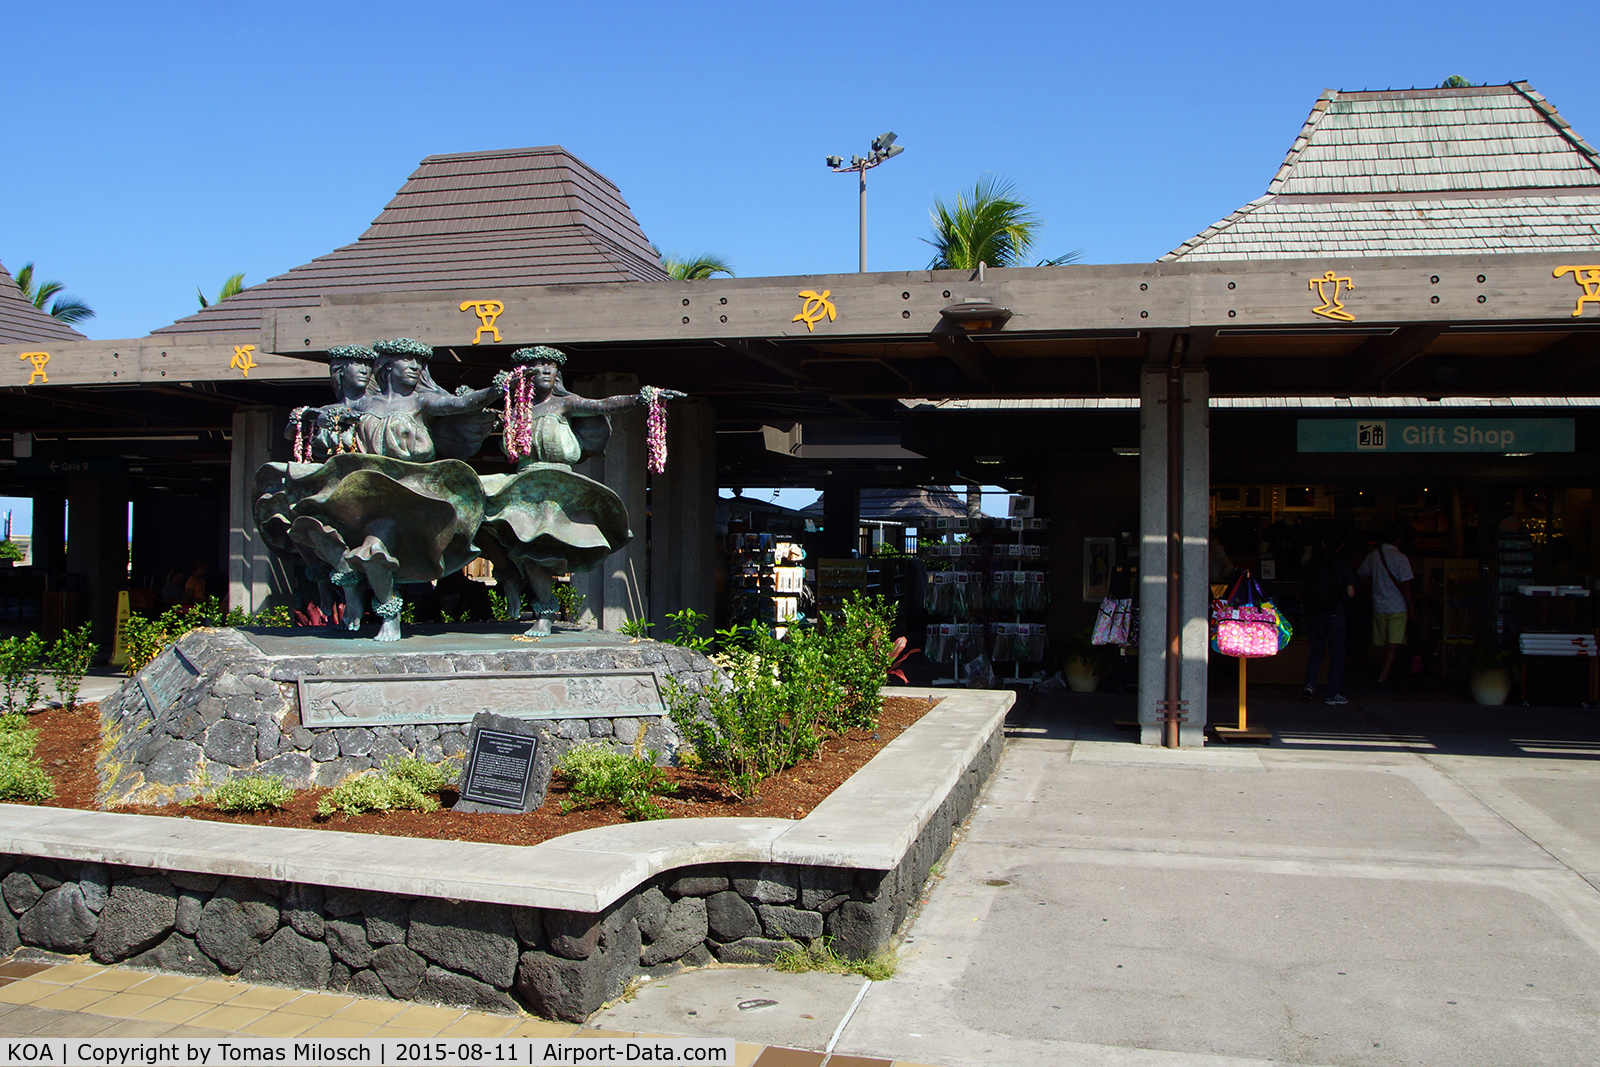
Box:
[255,340,682,640]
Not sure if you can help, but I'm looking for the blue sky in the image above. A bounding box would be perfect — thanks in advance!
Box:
[4,1,1595,527]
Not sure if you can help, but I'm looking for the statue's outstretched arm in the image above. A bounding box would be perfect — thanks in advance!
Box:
[565,388,686,416]
[419,384,500,416]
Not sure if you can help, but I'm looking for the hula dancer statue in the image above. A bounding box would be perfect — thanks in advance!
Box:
[256,338,499,640]
[479,346,683,634]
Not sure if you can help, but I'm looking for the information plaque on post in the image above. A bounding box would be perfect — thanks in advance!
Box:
[455,712,542,813]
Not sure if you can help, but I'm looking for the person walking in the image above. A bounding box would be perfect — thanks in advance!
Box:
[1302,533,1356,704]
[1357,526,1415,685]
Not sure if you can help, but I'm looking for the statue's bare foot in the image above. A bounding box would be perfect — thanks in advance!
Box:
[523,619,552,637]
[342,587,364,630]
[375,618,402,642]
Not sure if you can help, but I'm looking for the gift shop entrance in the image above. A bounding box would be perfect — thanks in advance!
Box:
[1208,403,1600,703]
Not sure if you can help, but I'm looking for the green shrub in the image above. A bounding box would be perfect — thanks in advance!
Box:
[553,584,585,622]
[666,593,898,799]
[822,592,898,731]
[45,623,96,710]
[664,608,712,651]
[557,743,675,820]
[618,617,654,639]
[0,541,24,562]
[315,757,449,817]
[0,634,45,715]
[381,755,452,794]
[250,605,294,627]
[487,590,510,622]
[211,774,293,813]
[667,629,837,799]
[0,714,54,803]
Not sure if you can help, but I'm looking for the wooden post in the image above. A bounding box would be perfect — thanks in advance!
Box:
[1238,655,1248,731]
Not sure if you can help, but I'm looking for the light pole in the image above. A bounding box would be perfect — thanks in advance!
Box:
[826,132,904,273]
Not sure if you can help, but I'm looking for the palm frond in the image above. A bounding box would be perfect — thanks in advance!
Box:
[46,297,94,324]
[13,263,35,302]
[218,272,246,300]
[1037,250,1084,266]
[663,254,735,280]
[196,286,210,309]
[922,175,1041,270]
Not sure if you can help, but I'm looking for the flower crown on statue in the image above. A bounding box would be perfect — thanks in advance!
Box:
[510,346,567,367]
[326,344,377,364]
[372,337,434,360]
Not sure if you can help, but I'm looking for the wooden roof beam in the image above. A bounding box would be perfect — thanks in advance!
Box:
[716,338,811,381]
[1533,331,1600,384]
[930,321,994,388]
[1350,324,1447,390]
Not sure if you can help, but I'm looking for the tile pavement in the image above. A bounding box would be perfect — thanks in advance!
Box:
[0,958,945,1067]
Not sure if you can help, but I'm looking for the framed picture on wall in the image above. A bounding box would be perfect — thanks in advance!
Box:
[1083,537,1114,602]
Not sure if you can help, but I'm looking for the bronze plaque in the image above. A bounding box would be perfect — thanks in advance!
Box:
[295,670,665,727]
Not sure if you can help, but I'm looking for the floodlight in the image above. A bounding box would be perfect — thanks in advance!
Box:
[825,155,842,168]
[873,131,898,151]
[882,144,904,159]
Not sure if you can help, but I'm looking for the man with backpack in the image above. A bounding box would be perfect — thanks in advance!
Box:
[1357,525,1416,686]
[1302,532,1356,704]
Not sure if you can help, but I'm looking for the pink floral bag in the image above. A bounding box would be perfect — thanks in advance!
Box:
[1210,571,1283,658]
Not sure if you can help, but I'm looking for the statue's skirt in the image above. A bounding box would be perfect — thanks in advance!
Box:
[254,455,485,583]
[478,464,632,577]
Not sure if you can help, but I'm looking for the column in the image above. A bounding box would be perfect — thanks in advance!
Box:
[30,493,65,573]
[65,473,129,650]
[819,483,861,561]
[648,398,717,639]
[227,407,293,615]
[571,373,647,630]
[1137,362,1211,745]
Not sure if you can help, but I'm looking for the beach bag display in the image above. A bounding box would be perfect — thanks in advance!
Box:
[1092,597,1134,646]
[1210,571,1288,658]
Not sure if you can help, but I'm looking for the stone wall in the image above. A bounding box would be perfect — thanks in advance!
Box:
[98,628,716,806]
[5,706,1004,1022]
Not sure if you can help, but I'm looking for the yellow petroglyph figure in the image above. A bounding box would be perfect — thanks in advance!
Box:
[1309,271,1355,322]
[460,299,505,343]
[19,351,49,384]
[1554,266,1600,317]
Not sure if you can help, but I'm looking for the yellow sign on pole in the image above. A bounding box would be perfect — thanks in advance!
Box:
[110,591,132,667]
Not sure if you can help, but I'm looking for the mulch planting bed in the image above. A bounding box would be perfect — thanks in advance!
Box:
[22,694,940,847]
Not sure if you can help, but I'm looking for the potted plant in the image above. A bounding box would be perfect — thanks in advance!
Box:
[1057,629,1114,693]
[1467,644,1519,706]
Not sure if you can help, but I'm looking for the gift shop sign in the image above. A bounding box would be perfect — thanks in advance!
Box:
[1297,418,1574,453]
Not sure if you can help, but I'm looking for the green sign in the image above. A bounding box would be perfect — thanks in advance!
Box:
[1297,419,1574,453]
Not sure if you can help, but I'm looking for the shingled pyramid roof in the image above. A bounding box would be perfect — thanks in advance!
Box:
[1163,82,1600,260]
[0,260,89,344]
[156,146,668,337]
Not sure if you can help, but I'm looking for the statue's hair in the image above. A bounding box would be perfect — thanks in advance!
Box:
[326,344,377,364]
[372,337,434,360]
[511,345,567,366]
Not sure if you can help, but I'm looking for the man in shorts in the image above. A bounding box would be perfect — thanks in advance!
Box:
[1357,525,1415,685]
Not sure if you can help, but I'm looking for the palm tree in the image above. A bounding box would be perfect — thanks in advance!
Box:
[661,253,735,280]
[12,262,95,324]
[197,272,246,308]
[923,175,1081,270]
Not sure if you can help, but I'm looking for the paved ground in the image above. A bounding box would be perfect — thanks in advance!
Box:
[599,682,1600,1067]
[11,676,1600,1067]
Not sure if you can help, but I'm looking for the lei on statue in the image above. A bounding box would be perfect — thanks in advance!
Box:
[499,346,670,472]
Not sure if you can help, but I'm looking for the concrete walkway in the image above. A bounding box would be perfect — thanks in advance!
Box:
[10,680,1600,1066]
[597,683,1600,1067]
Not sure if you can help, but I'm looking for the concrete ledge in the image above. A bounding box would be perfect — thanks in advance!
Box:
[0,686,1011,912]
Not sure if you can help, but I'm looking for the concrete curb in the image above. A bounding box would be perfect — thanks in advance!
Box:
[0,687,1011,913]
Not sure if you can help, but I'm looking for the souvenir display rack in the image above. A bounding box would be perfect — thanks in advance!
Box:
[921,512,1050,685]
[727,533,808,635]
